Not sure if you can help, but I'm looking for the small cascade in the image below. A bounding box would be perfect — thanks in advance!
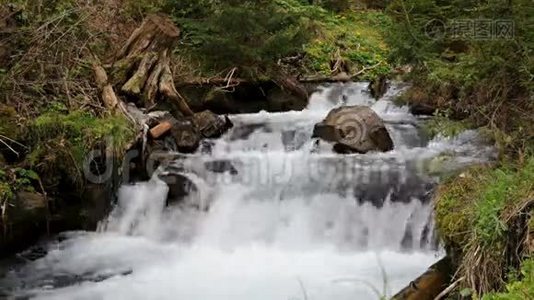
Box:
[0,82,495,300]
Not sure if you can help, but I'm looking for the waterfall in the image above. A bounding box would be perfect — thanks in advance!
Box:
[0,82,495,299]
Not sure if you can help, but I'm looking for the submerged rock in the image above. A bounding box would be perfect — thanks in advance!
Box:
[369,75,388,99]
[204,160,238,175]
[193,110,233,139]
[409,103,436,116]
[312,105,394,153]
[170,120,201,153]
[158,173,197,206]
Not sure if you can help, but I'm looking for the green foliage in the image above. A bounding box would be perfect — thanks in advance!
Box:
[318,0,351,12]
[422,109,471,139]
[165,0,311,78]
[161,0,393,79]
[0,105,22,139]
[483,259,534,300]
[302,9,392,78]
[436,158,534,248]
[26,110,134,182]
[435,167,481,247]
[7,0,77,24]
[0,167,40,220]
[435,157,534,293]
[385,0,534,154]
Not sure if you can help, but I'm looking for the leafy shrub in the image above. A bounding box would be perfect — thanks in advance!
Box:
[385,0,534,154]
[435,158,534,293]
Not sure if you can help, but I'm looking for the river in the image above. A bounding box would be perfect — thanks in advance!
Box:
[0,82,495,299]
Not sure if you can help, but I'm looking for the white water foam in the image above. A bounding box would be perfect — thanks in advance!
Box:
[1,82,494,299]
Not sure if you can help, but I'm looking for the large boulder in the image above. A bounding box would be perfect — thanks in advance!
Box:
[312,105,394,154]
[158,173,197,206]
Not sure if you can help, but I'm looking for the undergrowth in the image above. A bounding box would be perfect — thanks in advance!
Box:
[483,258,534,300]
[26,109,134,184]
[159,0,393,80]
[385,0,534,156]
[301,8,391,79]
[435,157,534,295]
[422,109,472,139]
[0,167,40,225]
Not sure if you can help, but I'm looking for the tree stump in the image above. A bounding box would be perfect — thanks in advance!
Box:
[114,14,194,116]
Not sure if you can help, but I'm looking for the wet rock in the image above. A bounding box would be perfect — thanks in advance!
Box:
[229,123,265,141]
[158,173,197,205]
[170,120,201,153]
[410,103,436,116]
[203,89,240,114]
[369,75,388,99]
[312,105,394,154]
[193,110,233,139]
[204,160,238,175]
[81,183,113,229]
[266,87,308,112]
[1,192,47,255]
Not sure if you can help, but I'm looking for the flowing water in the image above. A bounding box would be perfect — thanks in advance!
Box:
[0,82,495,299]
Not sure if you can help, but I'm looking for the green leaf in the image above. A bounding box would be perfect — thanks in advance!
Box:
[460,288,473,297]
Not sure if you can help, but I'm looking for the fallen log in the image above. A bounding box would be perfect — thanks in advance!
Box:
[392,256,453,300]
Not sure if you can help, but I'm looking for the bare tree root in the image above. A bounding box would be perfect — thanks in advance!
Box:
[112,14,194,116]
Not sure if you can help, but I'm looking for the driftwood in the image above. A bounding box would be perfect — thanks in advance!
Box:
[175,77,248,87]
[113,14,193,116]
[392,257,453,300]
[92,61,137,125]
[149,120,173,139]
[299,62,384,83]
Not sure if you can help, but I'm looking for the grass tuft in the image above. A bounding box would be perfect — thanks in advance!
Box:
[435,158,534,294]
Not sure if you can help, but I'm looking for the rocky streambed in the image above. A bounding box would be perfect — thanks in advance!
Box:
[0,82,496,299]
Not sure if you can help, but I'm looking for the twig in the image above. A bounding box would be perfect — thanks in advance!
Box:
[224,67,238,88]
[350,61,383,79]
[36,177,50,235]
[0,137,19,157]
[434,276,465,300]
[0,134,28,149]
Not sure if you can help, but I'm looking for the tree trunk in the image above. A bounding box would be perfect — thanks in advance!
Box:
[113,14,194,116]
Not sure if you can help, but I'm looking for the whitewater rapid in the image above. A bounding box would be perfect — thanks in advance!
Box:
[0,82,495,299]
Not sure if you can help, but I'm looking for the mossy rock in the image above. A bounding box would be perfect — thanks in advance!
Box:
[434,165,489,247]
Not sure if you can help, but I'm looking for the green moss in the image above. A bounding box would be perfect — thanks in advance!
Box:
[435,158,534,294]
[0,105,22,139]
[436,158,534,249]
[26,110,134,181]
[483,259,534,300]
[302,10,392,79]
[435,168,482,246]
